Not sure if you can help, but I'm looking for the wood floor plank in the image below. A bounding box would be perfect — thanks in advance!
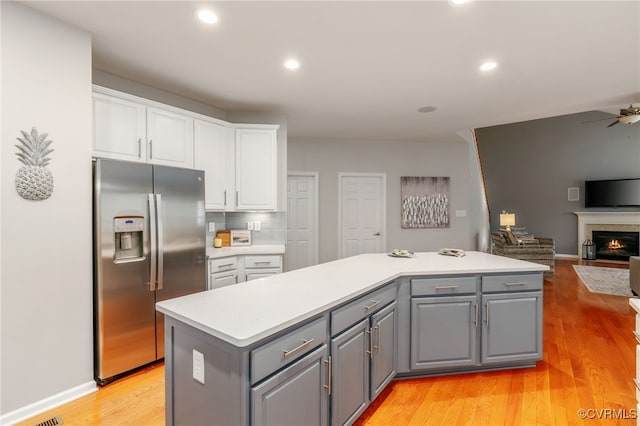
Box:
[19,259,637,426]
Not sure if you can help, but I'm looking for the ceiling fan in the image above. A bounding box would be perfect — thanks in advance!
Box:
[607,104,640,127]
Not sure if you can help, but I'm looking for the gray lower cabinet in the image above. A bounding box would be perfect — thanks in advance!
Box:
[331,301,397,426]
[410,295,478,370]
[481,291,542,364]
[251,344,329,426]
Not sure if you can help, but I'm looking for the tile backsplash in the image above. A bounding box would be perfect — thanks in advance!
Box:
[205,211,287,247]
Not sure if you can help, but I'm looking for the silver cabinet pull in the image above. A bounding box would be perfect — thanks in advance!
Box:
[435,285,459,291]
[224,190,227,206]
[283,339,314,359]
[634,378,640,392]
[504,282,527,287]
[236,191,239,206]
[484,302,489,326]
[218,263,234,269]
[374,324,381,353]
[137,138,142,158]
[364,300,381,311]
[324,356,332,395]
[473,303,478,327]
[633,331,640,345]
[254,261,272,266]
[373,232,381,236]
[366,329,373,359]
[149,140,153,159]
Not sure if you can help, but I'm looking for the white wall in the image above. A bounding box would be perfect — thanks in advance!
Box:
[1,2,94,421]
[288,137,472,263]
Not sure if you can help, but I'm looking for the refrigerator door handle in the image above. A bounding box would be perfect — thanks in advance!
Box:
[148,194,157,291]
[156,194,164,290]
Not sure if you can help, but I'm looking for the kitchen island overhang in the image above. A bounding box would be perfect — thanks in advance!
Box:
[156,251,548,425]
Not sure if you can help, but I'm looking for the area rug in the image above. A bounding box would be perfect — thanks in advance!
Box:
[572,265,632,297]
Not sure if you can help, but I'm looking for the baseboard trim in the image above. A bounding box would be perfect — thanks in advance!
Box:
[555,253,579,259]
[0,380,96,426]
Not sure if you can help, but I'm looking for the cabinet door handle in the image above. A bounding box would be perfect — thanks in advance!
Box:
[484,302,489,327]
[633,331,640,345]
[503,282,527,287]
[236,191,239,206]
[366,329,373,359]
[473,303,478,327]
[374,324,381,353]
[364,300,381,311]
[283,339,314,359]
[137,138,142,158]
[224,190,227,206]
[148,139,153,159]
[254,261,272,266]
[373,232,381,236]
[324,356,332,395]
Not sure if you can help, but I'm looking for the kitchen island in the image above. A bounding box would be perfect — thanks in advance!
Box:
[157,251,548,425]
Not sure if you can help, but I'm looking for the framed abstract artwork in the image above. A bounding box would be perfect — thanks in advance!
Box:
[401,176,450,228]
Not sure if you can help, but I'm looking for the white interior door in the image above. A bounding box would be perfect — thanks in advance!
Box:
[339,173,386,258]
[286,173,319,271]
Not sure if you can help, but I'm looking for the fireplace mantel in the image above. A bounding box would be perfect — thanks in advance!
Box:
[574,211,640,255]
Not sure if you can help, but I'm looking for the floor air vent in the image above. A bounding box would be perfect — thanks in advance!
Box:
[33,415,63,426]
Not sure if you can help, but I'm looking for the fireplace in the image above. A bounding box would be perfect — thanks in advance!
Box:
[592,230,640,261]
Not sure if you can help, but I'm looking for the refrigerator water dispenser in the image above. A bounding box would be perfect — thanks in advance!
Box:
[114,216,144,261]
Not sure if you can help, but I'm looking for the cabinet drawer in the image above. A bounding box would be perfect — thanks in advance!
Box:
[209,256,239,273]
[208,272,237,290]
[331,282,397,336]
[251,316,327,384]
[411,276,477,296]
[482,273,542,293]
[244,255,282,269]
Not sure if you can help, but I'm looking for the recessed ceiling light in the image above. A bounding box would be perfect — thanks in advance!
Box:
[480,61,497,71]
[284,59,301,70]
[450,0,472,5]
[195,9,219,25]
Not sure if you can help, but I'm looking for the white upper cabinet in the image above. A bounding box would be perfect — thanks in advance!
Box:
[194,119,236,211]
[93,93,146,162]
[93,86,194,168]
[146,107,194,168]
[235,127,278,211]
[93,86,282,211]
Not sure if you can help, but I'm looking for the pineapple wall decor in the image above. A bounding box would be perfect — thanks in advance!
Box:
[15,127,54,201]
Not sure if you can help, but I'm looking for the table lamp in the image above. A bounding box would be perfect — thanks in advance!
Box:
[500,212,515,231]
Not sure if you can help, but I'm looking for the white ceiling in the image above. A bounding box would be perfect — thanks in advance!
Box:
[23,0,640,141]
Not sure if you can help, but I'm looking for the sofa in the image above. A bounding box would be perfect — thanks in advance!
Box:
[491,229,555,273]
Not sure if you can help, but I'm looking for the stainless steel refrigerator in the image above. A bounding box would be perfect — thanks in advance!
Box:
[93,158,206,385]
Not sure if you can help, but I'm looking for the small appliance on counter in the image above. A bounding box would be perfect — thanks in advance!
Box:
[231,229,251,246]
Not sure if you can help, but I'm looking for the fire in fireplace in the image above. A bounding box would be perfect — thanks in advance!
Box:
[592,230,640,261]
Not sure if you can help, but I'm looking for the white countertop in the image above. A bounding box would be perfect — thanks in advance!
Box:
[157,251,548,348]
[206,244,285,259]
[630,298,640,313]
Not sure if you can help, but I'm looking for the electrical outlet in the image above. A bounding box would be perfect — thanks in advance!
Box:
[208,222,216,233]
[247,221,254,231]
[193,349,205,384]
[254,221,261,231]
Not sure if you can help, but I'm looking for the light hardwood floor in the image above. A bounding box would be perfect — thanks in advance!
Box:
[20,259,636,426]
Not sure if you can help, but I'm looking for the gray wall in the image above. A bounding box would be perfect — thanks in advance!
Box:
[1,2,94,419]
[476,111,640,255]
[288,137,472,263]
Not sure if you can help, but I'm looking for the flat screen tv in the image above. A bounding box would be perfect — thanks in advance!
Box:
[584,178,640,207]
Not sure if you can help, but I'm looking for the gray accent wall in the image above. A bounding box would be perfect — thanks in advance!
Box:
[288,137,472,263]
[476,111,640,255]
